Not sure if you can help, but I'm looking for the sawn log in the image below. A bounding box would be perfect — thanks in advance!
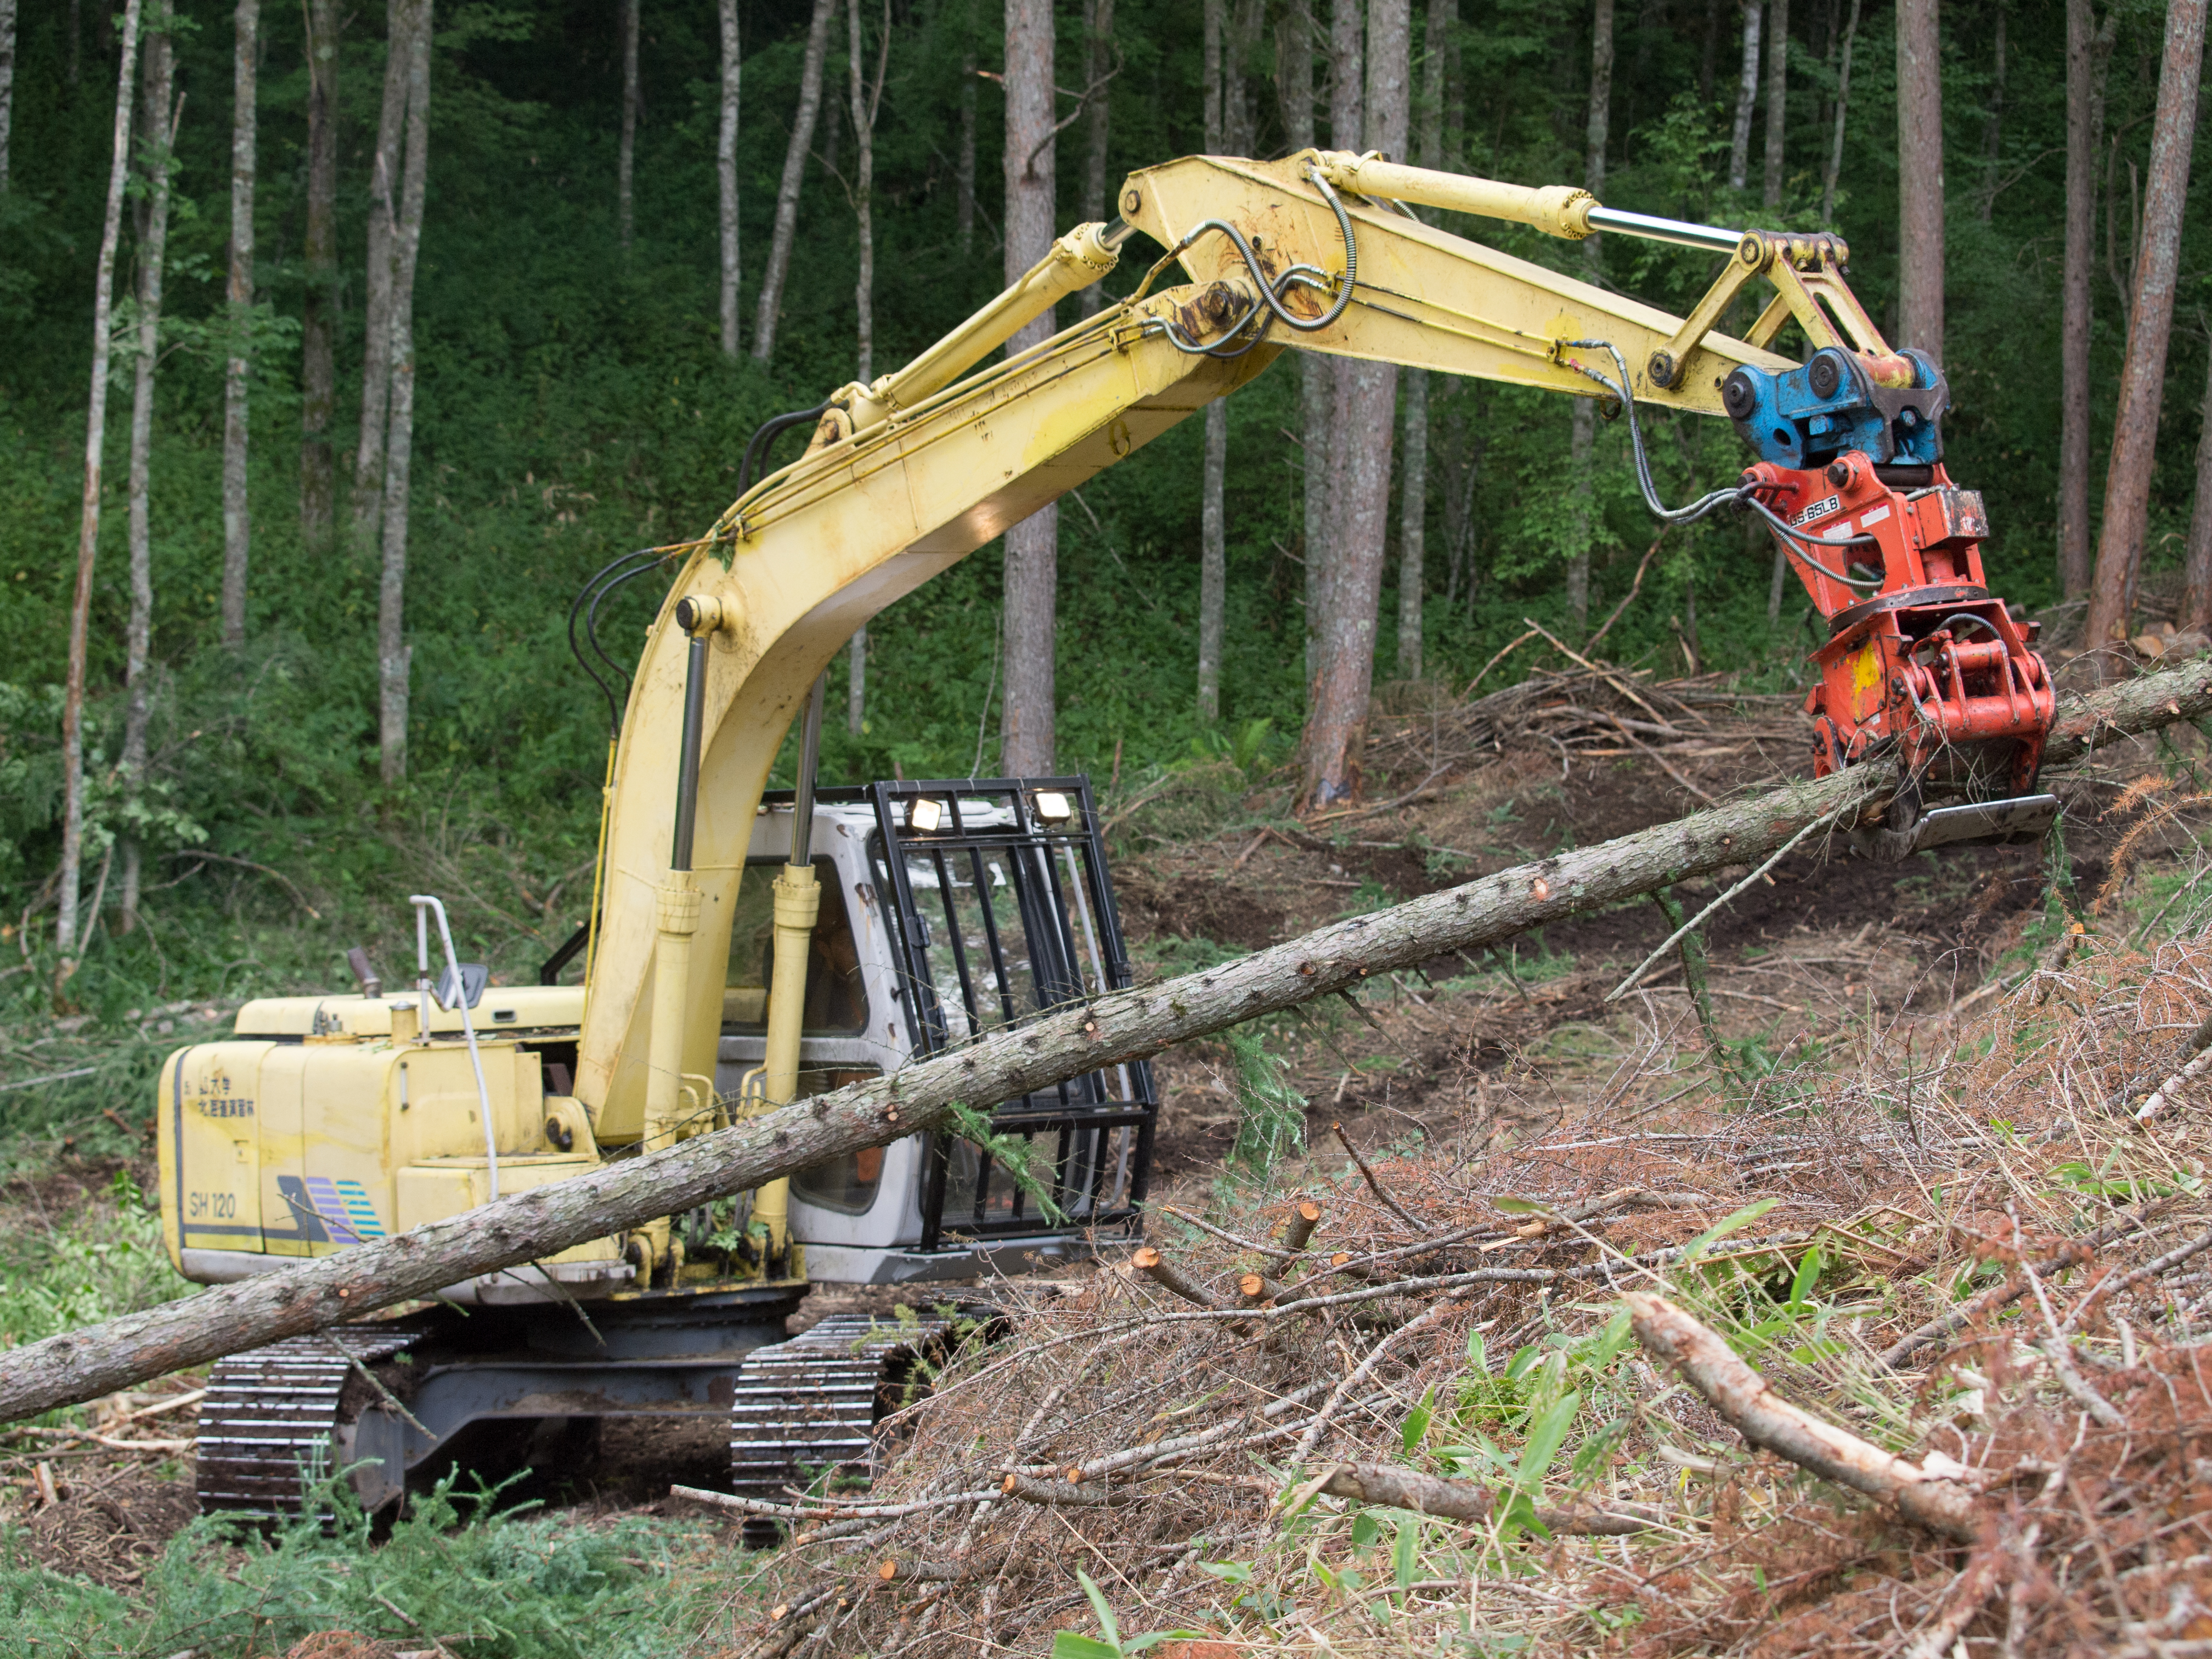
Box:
[0,661,2204,1425]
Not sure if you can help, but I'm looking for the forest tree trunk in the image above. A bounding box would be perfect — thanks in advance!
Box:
[2180,343,2212,632]
[2084,0,2205,659]
[718,0,740,357]
[1280,0,1325,691]
[121,0,177,936]
[1564,0,1613,636]
[1077,0,1114,319]
[957,40,977,256]
[220,0,259,651]
[618,0,637,251]
[1978,0,2005,220]
[1314,0,1362,706]
[999,0,1058,774]
[751,0,836,363]
[0,0,15,194]
[1729,1,1760,193]
[850,0,885,385]
[1894,0,1943,360]
[377,0,431,785]
[59,0,144,961]
[1304,0,1407,809]
[2059,0,2113,599]
[1821,0,1858,224]
[1395,0,1449,684]
[1197,0,1226,725]
[299,0,339,548]
[1762,0,1787,207]
[19,662,2212,1419]
[353,2,413,553]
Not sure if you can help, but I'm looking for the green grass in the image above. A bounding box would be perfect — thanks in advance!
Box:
[0,1472,750,1656]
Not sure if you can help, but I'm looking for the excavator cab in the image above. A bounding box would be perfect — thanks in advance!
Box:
[719,777,1155,1284]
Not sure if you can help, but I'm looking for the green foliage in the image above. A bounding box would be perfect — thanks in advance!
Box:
[0,1167,190,1357]
[945,1099,1066,1225]
[0,1468,733,1656]
[1222,1023,1307,1183]
[1049,1569,1211,1657]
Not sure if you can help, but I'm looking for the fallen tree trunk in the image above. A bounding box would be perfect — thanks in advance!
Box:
[1,662,2206,1425]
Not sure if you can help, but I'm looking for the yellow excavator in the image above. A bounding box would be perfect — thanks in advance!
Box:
[156,148,2054,1517]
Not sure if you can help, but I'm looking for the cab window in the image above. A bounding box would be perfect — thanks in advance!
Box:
[722,856,871,1036]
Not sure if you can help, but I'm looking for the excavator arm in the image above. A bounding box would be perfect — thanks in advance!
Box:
[572,151,2052,1217]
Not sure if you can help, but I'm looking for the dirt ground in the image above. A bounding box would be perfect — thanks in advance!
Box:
[7,654,2204,1589]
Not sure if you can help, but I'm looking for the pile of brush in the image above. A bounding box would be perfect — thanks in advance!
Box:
[697,927,2212,1658]
[1362,639,1809,800]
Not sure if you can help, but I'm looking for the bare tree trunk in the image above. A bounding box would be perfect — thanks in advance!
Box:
[1077,0,1114,319]
[2060,0,2108,599]
[717,0,740,357]
[220,0,258,652]
[1395,0,1449,683]
[957,42,977,257]
[1197,0,1226,725]
[353,2,412,554]
[121,0,177,936]
[1279,0,1323,690]
[299,0,339,549]
[849,0,885,382]
[847,629,866,733]
[2181,343,2212,633]
[59,0,144,961]
[1820,0,1857,225]
[377,0,430,785]
[1729,1,1760,193]
[2084,0,2206,659]
[618,0,637,251]
[1978,0,2004,221]
[751,0,836,364]
[0,0,17,194]
[1564,0,1612,636]
[1762,0,1787,207]
[1305,0,1407,809]
[1314,0,1361,699]
[999,0,1057,774]
[1894,0,1943,360]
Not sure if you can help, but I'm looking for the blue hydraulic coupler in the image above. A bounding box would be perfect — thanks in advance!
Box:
[1720,346,1951,470]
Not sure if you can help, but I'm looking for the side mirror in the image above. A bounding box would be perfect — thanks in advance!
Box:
[433,962,489,1011]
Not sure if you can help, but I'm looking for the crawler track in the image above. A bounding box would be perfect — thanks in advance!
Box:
[727,1312,957,1503]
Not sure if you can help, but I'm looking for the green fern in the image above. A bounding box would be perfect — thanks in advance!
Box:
[1224,1023,1307,1182]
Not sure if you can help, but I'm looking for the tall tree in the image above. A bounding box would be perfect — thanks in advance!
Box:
[1281,0,1327,689]
[352,1,414,554]
[999,0,1057,774]
[617,0,638,251]
[59,0,145,962]
[1077,0,1114,319]
[1820,0,1858,224]
[2060,0,2115,599]
[1977,0,2005,220]
[1396,0,1449,681]
[2084,0,2206,657]
[1304,0,1407,808]
[1728,1,1760,193]
[1565,0,1612,636]
[2181,339,2212,633]
[1198,0,1227,724]
[377,0,431,782]
[844,0,887,737]
[957,38,977,257]
[0,0,15,194]
[718,0,740,356]
[1762,0,1787,207]
[299,0,339,546]
[120,0,178,936]
[752,0,837,363]
[1894,0,1943,359]
[221,0,259,651]
[1316,0,1362,699]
